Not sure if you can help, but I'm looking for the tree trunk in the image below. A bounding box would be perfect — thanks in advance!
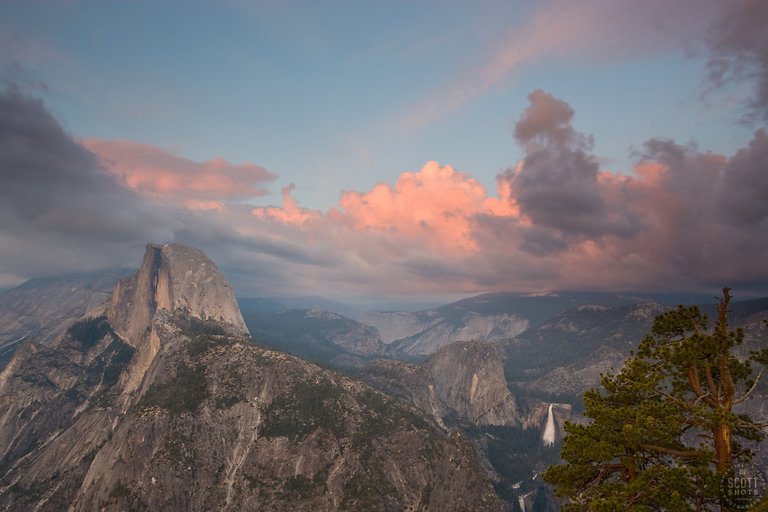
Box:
[713,423,732,473]
[713,287,734,474]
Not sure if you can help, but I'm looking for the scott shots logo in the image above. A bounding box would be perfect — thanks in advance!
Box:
[719,462,767,510]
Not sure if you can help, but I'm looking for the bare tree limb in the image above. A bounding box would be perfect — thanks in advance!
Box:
[734,367,765,405]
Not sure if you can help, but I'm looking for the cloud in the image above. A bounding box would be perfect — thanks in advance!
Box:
[241,83,768,295]
[706,0,768,123]
[251,183,321,226]
[622,130,768,286]
[0,85,180,282]
[502,90,640,246]
[252,160,518,256]
[334,161,517,251]
[82,139,276,210]
[719,128,768,226]
[2,83,767,298]
[0,30,54,92]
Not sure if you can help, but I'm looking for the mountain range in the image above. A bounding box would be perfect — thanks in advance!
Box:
[0,247,765,511]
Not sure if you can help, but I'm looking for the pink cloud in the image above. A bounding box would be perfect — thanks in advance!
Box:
[251,161,518,254]
[236,96,766,297]
[251,184,321,227]
[82,139,276,210]
[336,161,517,251]
[81,91,761,298]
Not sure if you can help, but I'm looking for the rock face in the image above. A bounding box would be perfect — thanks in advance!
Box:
[357,310,430,344]
[0,244,501,511]
[107,243,249,345]
[357,291,637,356]
[363,341,520,427]
[105,243,249,396]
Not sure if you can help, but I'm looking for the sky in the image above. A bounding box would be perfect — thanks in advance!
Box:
[1,0,767,302]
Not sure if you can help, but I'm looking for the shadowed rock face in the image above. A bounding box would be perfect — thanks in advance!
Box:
[0,244,502,512]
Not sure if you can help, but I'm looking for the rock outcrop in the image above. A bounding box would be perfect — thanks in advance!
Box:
[428,341,520,425]
[107,243,248,345]
[104,243,248,396]
[0,244,501,511]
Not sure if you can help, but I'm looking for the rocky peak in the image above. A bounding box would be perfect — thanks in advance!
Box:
[107,243,248,346]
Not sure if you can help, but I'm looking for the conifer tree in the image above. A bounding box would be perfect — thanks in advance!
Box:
[544,288,767,511]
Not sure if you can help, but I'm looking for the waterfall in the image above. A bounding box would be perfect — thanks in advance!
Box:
[542,403,555,446]
[518,495,526,512]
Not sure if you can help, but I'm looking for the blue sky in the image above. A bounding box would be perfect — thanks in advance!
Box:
[3,0,755,208]
[1,0,766,299]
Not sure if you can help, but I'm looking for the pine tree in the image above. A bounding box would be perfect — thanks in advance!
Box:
[544,288,767,511]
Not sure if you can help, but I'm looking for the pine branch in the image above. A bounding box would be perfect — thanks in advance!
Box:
[637,444,709,459]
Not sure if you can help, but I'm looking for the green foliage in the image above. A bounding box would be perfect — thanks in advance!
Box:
[465,424,556,503]
[174,315,228,337]
[109,482,132,499]
[186,333,237,358]
[158,428,196,466]
[544,289,767,510]
[107,480,148,512]
[353,390,432,449]
[282,474,325,499]
[138,362,207,415]
[341,469,398,511]
[67,315,115,348]
[260,378,345,441]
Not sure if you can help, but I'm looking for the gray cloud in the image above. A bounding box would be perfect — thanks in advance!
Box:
[615,131,768,289]
[503,90,640,250]
[0,86,335,292]
[706,0,768,123]
[0,86,178,278]
[718,128,768,228]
